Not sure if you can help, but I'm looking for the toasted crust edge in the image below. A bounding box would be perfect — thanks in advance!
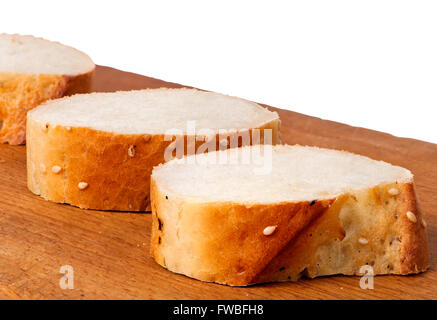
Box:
[150,178,429,286]
[26,109,280,211]
[0,69,94,145]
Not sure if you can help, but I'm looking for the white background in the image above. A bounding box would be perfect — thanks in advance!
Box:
[2,0,436,143]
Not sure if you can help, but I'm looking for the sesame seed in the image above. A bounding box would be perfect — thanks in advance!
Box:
[422,219,427,228]
[406,211,417,223]
[65,126,71,131]
[42,123,48,131]
[51,165,62,174]
[263,225,277,236]
[78,182,88,190]
[358,238,369,244]
[128,145,136,157]
[40,164,46,173]
[388,188,399,196]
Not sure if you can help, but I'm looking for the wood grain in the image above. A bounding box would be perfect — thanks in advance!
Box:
[0,65,435,300]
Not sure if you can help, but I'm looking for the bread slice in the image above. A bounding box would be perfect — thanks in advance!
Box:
[150,145,429,286]
[26,89,280,211]
[0,34,94,144]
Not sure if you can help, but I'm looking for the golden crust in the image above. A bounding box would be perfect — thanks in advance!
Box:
[0,70,94,145]
[150,180,429,286]
[26,117,280,211]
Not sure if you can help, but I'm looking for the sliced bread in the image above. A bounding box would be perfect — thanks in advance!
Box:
[26,89,280,211]
[0,34,95,144]
[150,145,429,286]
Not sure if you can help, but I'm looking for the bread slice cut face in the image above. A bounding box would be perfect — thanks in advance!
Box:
[0,34,95,144]
[150,145,429,286]
[26,89,280,211]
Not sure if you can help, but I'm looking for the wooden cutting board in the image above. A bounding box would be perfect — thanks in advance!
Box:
[0,66,435,300]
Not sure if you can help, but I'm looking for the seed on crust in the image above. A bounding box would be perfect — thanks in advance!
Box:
[78,182,89,190]
[40,164,46,173]
[263,225,277,236]
[358,238,369,244]
[42,123,49,132]
[65,126,71,131]
[388,188,399,196]
[51,165,62,174]
[128,145,136,157]
[144,135,151,142]
[406,211,417,223]
[422,218,427,228]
